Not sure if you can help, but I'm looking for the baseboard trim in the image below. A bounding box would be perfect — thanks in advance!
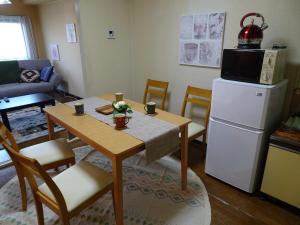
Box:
[260,192,300,215]
[55,90,82,100]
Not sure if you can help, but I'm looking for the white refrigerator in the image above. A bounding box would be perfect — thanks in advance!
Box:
[205,78,288,193]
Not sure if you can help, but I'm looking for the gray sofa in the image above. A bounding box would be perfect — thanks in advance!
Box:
[0,59,62,99]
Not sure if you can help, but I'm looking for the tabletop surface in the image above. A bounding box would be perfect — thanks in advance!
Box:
[0,93,54,110]
[44,94,191,156]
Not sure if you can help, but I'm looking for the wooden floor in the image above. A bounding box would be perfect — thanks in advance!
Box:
[0,140,299,225]
[188,142,300,225]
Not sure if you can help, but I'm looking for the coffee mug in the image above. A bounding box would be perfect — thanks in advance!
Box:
[144,101,156,114]
[74,102,84,115]
[115,92,124,102]
[115,113,129,129]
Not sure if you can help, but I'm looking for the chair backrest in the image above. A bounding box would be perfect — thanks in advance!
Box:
[143,79,169,110]
[3,141,68,215]
[0,121,19,151]
[181,85,212,129]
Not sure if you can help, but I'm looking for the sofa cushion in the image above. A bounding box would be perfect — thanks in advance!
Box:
[40,66,54,82]
[20,69,40,83]
[18,59,51,71]
[0,61,20,84]
[0,82,53,98]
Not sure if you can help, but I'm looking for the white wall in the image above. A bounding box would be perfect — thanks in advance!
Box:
[77,0,133,98]
[76,0,300,115]
[39,0,86,97]
[130,0,300,114]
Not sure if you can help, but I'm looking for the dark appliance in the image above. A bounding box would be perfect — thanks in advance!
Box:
[221,49,287,85]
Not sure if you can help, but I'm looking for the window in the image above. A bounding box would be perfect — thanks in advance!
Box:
[0,16,37,61]
[0,21,27,60]
[0,0,12,4]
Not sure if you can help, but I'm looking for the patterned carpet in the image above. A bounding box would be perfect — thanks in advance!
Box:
[0,146,211,225]
[4,106,63,145]
[0,106,64,167]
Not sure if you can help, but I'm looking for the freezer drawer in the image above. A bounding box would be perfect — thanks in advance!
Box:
[205,118,265,193]
[210,79,287,129]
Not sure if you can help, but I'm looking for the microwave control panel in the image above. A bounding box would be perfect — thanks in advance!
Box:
[260,50,287,85]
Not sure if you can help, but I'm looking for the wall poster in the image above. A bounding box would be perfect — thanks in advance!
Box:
[179,12,226,68]
[66,23,77,43]
[50,44,60,61]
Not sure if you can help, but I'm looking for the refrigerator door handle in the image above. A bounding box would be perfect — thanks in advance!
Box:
[210,117,264,134]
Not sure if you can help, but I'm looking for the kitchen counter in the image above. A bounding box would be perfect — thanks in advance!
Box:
[270,127,300,153]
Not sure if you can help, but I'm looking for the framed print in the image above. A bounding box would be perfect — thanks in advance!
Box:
[50,44,60,61]
[179,12,226,68]
[66,23,77,43]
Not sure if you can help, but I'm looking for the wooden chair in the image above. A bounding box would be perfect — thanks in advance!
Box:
[4,142,114,225]
[143,79,169,110]
[0,121,75,211]
[180,85,212,147]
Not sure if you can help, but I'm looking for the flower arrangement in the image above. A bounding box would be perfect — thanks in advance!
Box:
[112,101,133,114]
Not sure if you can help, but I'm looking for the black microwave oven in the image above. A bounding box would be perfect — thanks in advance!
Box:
[221,49,287,85]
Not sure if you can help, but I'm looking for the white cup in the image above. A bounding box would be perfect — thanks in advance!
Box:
[115,92,124,102]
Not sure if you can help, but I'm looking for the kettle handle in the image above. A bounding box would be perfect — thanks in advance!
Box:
[240,12,268,30]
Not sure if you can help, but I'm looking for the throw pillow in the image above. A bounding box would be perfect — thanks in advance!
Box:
[40,66,54,82]
[0,61,20,84]
[20,70,40,83]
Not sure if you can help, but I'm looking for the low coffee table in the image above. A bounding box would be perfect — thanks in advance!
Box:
[0,93,55,131]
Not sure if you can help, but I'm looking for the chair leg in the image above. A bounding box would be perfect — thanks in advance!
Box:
[15,167,27,211]
[33,196,44,225]
[60,215,71,225]
[202,134,207,150]
[19,176,27,211]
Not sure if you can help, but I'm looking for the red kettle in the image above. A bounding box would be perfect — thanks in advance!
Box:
[238,13,268,49]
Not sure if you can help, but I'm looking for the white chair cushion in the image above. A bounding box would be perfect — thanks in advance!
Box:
[38,161,112,212]
[20,138,74,166]
[179,122,205,139]
[188,122,205,138]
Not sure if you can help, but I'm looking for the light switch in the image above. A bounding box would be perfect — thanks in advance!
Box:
[107,30,115,39]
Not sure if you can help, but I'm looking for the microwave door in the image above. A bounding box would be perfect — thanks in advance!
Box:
[221,49,265,83]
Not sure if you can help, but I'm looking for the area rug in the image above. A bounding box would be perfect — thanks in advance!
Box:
[0,106,64,167]
[3,106,63,145]
[0,146,211,225]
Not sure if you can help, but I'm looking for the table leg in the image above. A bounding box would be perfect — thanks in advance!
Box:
[112,157,124,225]
[40,104,45,113]
[41,100,55,113]
[180,124,188,190]
[46,113,55,140]
[1,111,11,131]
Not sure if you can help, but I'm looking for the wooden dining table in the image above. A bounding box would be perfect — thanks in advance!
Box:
[44,94,191,225]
